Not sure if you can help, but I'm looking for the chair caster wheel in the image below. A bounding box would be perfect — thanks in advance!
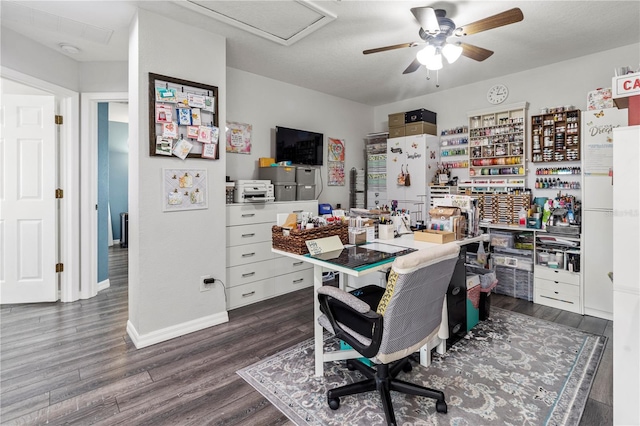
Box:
[346,360,357,371]
[328,397,340,410]
[436,400,448,413]
[402,361,412,373]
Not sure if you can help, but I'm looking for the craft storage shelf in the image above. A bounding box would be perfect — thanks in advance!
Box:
[533,233,582,314]
[365,132,388,209]
[531,109,581,163]
[439,126,469,169]
[467,102,528,178]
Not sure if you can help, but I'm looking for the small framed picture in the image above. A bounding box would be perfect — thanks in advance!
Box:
[155,136,173,156]
[186,126,200,139]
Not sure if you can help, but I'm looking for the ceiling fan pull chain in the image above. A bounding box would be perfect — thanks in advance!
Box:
[436,70,440,88]
[426,69,430,81]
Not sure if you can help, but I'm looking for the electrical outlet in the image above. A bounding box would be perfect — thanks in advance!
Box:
[200,275,214,292]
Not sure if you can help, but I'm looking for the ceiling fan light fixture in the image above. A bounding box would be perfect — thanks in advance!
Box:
[425,52,443,71]
[416,45,436,65]
[442,42,463,64]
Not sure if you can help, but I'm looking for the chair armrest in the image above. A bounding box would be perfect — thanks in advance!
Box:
[317,286,370,313]
[317,288,383,358]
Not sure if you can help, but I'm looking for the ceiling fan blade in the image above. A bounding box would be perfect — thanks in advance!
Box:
[455,8,524,36]
[403,58,422,74]
[410,7,440,35]
[363,42,418,55]
[460,43,494,61]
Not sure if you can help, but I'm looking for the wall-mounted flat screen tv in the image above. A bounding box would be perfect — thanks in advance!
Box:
[275,126,323,166]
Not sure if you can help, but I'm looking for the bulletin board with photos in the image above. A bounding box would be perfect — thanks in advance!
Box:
[149,73,219,159]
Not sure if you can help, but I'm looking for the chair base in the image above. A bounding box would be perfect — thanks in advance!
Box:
[327,357,447,425]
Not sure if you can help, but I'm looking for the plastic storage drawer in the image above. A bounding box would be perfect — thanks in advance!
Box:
[297,184,316,200]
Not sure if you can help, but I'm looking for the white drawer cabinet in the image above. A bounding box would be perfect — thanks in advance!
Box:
[226,201,318,309]
[534,266,581,314]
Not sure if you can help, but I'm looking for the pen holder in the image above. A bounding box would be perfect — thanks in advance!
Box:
[378,224,395,240]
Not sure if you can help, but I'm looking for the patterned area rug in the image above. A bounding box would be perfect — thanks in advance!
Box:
[237,308,606,426]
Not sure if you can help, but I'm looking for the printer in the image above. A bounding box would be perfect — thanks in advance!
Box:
[234,180,275,203]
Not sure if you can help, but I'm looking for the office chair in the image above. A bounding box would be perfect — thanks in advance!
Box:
[317,243,460,426]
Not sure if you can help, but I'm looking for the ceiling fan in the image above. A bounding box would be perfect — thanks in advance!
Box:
[364,7,524,75]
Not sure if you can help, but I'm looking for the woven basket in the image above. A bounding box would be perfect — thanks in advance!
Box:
[272,223,349,255]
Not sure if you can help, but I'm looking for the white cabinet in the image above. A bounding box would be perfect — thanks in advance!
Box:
[533,233,582,314]
[582,210,613,319]
[225,201,316,309]
[386,134,439,222]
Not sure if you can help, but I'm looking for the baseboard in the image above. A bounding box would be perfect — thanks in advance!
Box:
[97,278,110,292]
[126,311,230,349]
[584,307,613,321]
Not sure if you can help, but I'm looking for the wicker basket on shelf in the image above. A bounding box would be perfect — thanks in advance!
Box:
[272,223,349,255]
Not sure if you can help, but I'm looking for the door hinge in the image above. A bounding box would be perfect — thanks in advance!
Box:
[56,263,64,273]
[55,115,63,125]
[55,188,64,199]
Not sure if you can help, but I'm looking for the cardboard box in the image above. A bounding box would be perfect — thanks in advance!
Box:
[429,207,461,220]
[405,108,437,124]
[259,157,275,167]
[405,121,437,136]
[414,229,456,244]
[389,126,405,138]
[388,112,405,128]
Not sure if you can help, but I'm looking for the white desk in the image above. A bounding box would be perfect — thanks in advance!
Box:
[273,233,486,376]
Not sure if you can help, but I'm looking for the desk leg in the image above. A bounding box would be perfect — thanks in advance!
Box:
[314,264,324,377]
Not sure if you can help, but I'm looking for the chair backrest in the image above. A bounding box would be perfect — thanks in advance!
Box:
[373,243,460,364]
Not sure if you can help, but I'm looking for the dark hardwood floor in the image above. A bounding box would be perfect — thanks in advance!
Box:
[1,246,612,425]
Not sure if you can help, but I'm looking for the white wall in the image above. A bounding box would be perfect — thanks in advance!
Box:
[227,68,374,209]
[0,27,80,92]
[127,9,228,346]
[374,43,640,188]
[80,62,128,92]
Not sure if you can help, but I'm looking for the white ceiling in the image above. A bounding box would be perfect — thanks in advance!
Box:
[2,1,639,106]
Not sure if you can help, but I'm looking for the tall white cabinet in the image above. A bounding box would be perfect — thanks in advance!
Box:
[612,125,640,426]
[225,201,317,309]
[386,134,439,222]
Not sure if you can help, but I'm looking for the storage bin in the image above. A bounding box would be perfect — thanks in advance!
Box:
[272,223,348,255]
[258,166,296,183]
[388,112,405,128]
[405,121,437,136]
[405,108,437,124]
[489,231,514,248]
[274,184,296,201]
[296,167,316,185]
[389,126,405,138]
[297,184,316,200]
[494,266,533,301]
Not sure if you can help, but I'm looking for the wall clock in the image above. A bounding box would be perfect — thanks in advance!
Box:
[487,84,509,104]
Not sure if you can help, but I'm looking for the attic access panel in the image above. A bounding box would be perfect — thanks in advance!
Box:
[176,0,336,46]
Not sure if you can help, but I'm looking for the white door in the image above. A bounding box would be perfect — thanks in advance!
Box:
[0,94,57,303]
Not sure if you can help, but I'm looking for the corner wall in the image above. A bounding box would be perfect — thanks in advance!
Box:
[127,9,228,347]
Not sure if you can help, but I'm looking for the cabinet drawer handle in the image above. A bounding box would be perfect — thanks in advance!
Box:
[554,291,559,294]
[293,261,304,266]
[242,291,256,297]
[242,272,256,277]
[241,252,256,257]
[293,210,303,213]
[554,281,559,284]
[241,233,255,238]
[242,213,255,218]
[293,278,304,284]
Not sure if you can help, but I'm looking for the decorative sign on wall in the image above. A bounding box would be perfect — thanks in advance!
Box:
[225,121,252,154]
[328,137,345,186]
[149,73,219,159]
[163,168,208,212]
